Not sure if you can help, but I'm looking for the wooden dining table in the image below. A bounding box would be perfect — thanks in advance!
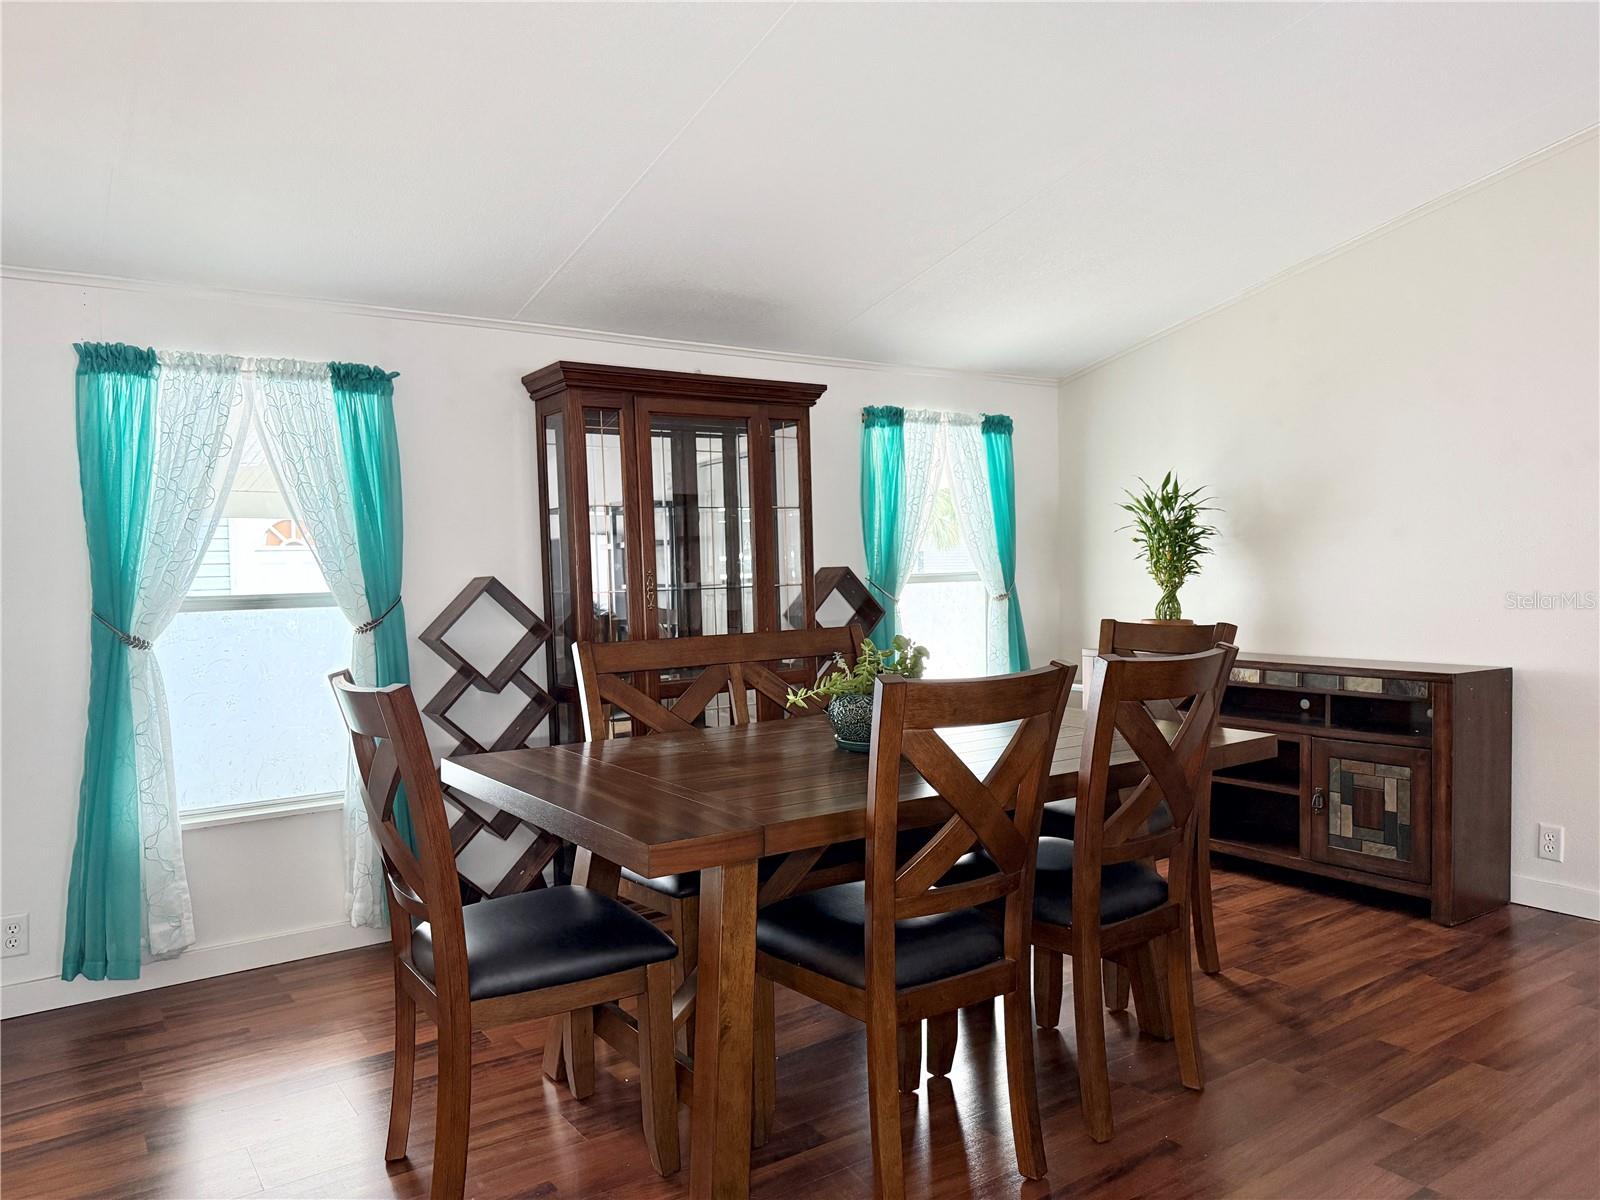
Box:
[442,706,1276,1199]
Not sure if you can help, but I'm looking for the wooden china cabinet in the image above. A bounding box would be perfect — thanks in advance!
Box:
[524,362,824,742]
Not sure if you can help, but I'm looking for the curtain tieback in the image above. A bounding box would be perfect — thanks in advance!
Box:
[93,611,152,651]
[355,596,402,635]
[992,592,1011,602]
[865,577,901,604]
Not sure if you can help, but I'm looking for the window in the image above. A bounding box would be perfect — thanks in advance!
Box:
[161,425,350,820]
[899,463,991,678]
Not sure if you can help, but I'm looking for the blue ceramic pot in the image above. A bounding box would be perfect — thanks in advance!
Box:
[827,693,874,752]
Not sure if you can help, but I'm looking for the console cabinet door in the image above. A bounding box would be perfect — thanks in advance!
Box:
[1310,738,1431,883]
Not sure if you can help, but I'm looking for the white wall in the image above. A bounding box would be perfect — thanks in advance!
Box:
[1058,134,1600,919]
[0,277,1061,1014]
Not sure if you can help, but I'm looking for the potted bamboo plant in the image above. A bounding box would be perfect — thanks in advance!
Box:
[1119,473,1219,623]
[786,634,930,751]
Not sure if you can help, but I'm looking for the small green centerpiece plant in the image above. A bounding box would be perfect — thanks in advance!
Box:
[1119,472,1220,623]
[787,634,930,751]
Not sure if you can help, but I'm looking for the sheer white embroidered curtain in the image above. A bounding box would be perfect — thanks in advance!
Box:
[131,352,251,959]
[252,361,388,928]
[944,414,1011,675]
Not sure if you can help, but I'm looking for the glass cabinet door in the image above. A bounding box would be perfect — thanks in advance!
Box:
[584,408,631,644]
[541,409,575,688]
[772,418,809,630]
[641,411,755,642]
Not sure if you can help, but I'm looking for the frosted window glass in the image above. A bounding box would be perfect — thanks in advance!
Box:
[899,579,988,679]
[901,466,988,677]
[161,606,351,810]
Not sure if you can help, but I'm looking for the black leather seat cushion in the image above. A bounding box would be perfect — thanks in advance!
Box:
[1039,796,1174,840]
[624,827,943,899]
[1030,838,1169,928]
[411,885,677,1002]
[755,881,1003,990]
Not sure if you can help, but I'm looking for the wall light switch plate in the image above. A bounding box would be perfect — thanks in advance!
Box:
[2,914,28,958]
[1537,824,1565,863]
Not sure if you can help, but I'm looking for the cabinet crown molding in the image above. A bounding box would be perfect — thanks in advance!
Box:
[523,361,826,406]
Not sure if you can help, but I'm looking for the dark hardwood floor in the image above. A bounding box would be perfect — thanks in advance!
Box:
[3,866,1597,1199]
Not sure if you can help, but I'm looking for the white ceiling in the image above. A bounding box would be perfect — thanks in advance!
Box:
[4,2,1596,378]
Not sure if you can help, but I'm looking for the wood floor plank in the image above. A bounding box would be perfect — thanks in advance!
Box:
[3,867,1595,1199]
[1378,1062,1507,1133]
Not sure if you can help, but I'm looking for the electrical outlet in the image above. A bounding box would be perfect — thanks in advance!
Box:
[1538,824,1565,863]
[2,914,28,958]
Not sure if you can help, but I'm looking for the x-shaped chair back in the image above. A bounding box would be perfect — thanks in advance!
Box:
[329,670,468,1013]
[865,666,1074,961]
[574,625,864,740]
[1072,645,1238,904]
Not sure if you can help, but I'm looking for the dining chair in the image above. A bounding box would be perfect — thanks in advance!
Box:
[566,625,868,1085]
[1029,643,1237,1143]
[1040,618,1238,1014]
[574,624,966,1114]
[572,624,866,968]
[752,665,1075,1198]
[328,671,682,1199]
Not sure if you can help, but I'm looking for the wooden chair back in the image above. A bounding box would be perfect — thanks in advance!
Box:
[865,666,1074,966]
[1094,620,1237,721]
[328,671,467,1008]
[1097,618,1238,657]
[1072,645,1238,896]
[574,624,864,740]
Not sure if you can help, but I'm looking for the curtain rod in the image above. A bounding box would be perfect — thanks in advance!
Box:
[858,408,999,423]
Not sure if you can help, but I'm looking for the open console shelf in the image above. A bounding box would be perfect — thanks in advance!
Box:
[1209,654,1511,926]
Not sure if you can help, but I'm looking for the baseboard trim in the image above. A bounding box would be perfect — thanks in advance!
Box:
[1511,873,1600,921]
[0,920,389,1019]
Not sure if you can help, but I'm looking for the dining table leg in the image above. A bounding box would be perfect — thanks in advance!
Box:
[690,860,759,1200]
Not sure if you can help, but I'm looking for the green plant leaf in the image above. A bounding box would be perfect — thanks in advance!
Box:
[784,632,933,706]
[1116,472,1221,598]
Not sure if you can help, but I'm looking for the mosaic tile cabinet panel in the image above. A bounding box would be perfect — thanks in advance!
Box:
[1311,738,1431,884]
[1209,654,1511,926]
[1327,758,1414,858]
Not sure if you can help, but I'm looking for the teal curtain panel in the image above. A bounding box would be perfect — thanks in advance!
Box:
[982,414,1029,671]
[330,361,414,852]
[63,342,159,981]
[859,405,905,644]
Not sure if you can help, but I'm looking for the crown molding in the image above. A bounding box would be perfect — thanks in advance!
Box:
[0,265,1059,389]
[1057,125,1600,388]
